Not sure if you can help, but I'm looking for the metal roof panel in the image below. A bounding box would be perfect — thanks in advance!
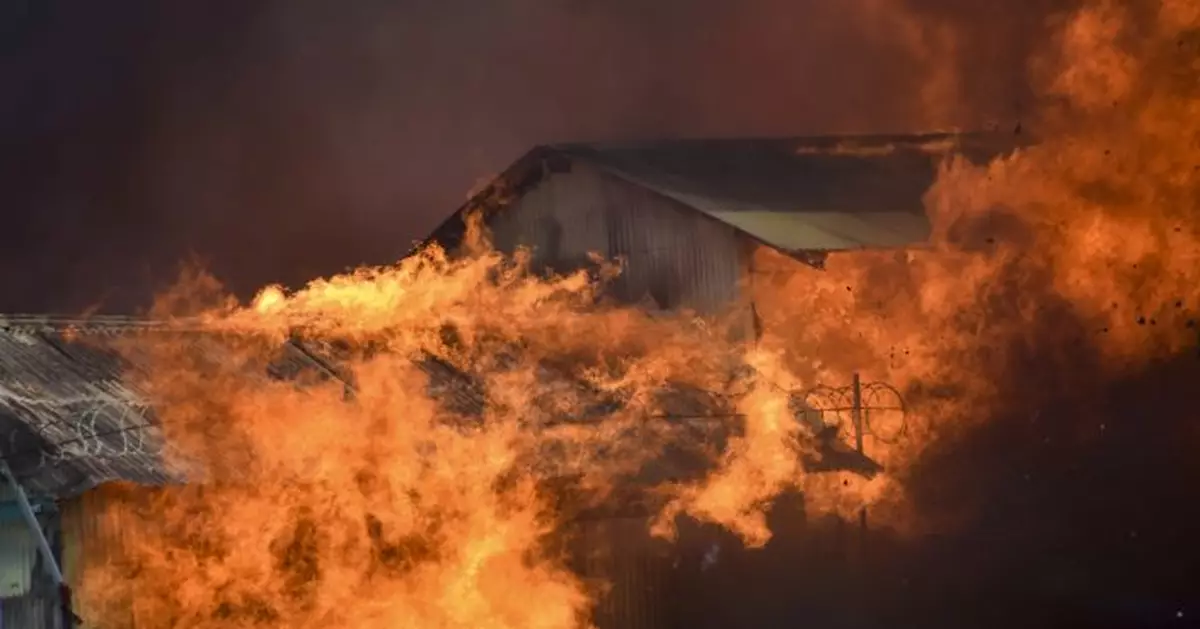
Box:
[553,133,1007,252]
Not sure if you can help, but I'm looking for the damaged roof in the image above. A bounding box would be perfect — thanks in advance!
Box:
[425,132,1014,257]
[0,315,881,500]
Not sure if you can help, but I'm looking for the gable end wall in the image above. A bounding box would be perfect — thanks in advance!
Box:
[486,161,750,317]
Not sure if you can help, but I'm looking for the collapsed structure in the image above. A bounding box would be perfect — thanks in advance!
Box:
[0,133,1006,628]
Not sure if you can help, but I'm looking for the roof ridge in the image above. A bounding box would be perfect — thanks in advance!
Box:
[545,130,990,153]
[0,315,190,335]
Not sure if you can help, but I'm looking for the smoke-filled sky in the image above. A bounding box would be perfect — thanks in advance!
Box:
[0,0,1075,313]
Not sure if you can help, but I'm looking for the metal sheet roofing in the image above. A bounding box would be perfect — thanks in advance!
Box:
[557,133,1011,253]
[424,132,1015,259]
[0,316,178,498]
[0,315,879,500]
[0,316,339,498]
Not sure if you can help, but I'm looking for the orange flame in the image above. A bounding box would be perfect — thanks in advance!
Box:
[73,1,1199,626]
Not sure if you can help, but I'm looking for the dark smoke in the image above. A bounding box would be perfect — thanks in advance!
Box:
[0,0,1074,313]
[13,2,1192,628]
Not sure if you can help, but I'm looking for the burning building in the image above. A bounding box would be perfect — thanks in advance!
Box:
[416,132,1008,626]
[424,132,1001,311]
[0,133,1007,629]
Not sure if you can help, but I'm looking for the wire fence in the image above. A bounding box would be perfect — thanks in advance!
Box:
[0,365,910,489]
[797,380,909,446]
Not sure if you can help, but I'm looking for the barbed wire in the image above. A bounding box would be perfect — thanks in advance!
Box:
[795,381,909,446]
[0,396,165,486]
[0,351,910,493]
[3,383,909,464]
[59,399,160,459]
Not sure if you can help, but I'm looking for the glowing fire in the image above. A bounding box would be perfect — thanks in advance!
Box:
[74,1,1197,627]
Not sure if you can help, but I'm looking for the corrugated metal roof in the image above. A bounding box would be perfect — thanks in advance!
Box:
[0,315,880,499]
[0,316,178,498]
[556,133,1010,253]
[423,132,1015,259]
[0,316,331,498]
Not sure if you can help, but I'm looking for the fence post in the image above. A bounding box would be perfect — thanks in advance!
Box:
[851,374,867,551]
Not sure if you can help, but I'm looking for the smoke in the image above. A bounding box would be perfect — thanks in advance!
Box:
[2,0,1074,313]
[13,0,1200,625]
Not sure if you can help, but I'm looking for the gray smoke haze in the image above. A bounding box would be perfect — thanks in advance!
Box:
[0,0,1076,312]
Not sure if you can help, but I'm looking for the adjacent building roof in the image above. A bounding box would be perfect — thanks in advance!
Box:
[0,316,172,497]
[0,316,880,500]
[0,316,345,497]
[424,132,1014,260]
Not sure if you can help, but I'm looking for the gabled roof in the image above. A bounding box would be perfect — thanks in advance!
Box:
[423,132,1015,262]
[0,315,881,500]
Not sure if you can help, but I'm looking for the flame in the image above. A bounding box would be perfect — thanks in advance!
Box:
[78,245,824,628]
[753,0,1200,520]
[73,1,1199,626]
